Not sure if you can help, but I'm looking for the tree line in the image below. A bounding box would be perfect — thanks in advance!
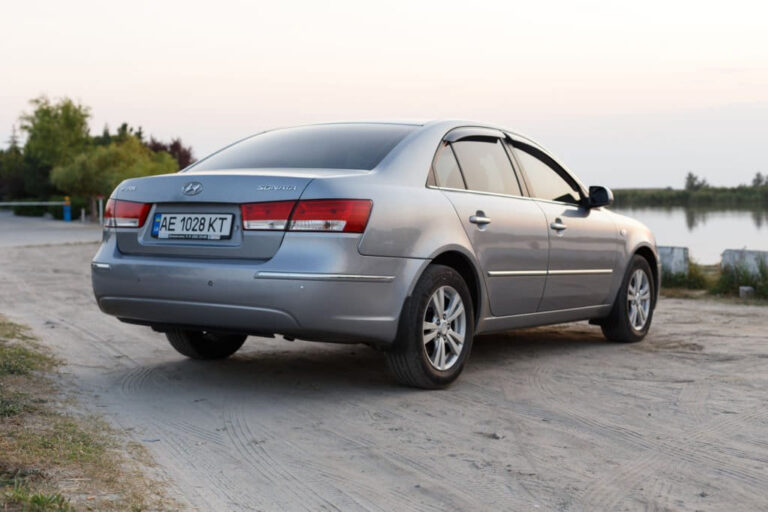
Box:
[0,96,194,219]
[613,171,768,209]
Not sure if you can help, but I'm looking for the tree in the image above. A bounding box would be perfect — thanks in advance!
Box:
[94,124,192,166]
[147,136,195,169]
[114,122,144,143]
[0,127,26,199]
[93,125,113,147]
[752,172,765,188]
[684,172,708,191]
[51,136,177,219]
[19,96,91,197]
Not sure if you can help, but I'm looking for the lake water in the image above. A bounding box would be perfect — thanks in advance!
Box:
[612,207,768,264]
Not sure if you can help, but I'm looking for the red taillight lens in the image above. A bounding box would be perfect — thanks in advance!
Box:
[241,201,296,230]
[240,199,373,233]
[289,199,372,233]
[104,199,151,228]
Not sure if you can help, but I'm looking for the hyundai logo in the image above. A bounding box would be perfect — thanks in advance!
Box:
[182,182,203,196]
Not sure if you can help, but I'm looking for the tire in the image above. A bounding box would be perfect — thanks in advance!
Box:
[601,255,655,343]
[166,329,247,360]
[386,264,475,389]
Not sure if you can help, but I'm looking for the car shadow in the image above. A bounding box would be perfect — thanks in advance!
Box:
[121,325,609,399]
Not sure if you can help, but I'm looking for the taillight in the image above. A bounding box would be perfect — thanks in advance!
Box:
[240,201,296,230]
[104,199,151,228]
[240,199,372,233]
[289,199,372,233]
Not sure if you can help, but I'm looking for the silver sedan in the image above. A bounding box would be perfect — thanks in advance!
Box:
[92,121,659,388]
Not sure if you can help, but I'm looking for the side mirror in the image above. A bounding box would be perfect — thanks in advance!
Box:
[588,186,613,208]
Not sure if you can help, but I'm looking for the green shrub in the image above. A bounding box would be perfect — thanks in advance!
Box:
[662,261,709,289]
[11,200,48,217]
[712,260,768,299]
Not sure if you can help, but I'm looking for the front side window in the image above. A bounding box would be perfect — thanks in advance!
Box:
[188,124,417,172]
[450,139,522,196]
[432,145,465,189]
[513,146,581,204]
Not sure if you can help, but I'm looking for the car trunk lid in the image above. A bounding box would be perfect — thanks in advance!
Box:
[112,171,317,260]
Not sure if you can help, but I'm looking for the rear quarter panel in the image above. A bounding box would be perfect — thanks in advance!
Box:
[297,122,490,317]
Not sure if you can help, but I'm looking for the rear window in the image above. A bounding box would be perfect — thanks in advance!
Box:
[433,145,465,189]
[188,124,417,172]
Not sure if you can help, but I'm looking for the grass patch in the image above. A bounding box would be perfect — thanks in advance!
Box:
[0,345,54,377]
[0,395,26,418]
[3,478,73,511]
[0,314,175,511]
[13,416,108,466]
[0,319,53,378]
[0,320,34,343]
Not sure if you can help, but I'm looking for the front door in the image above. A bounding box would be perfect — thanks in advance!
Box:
[511,142,619,311]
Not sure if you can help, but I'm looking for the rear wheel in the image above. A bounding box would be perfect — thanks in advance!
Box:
[166,329,247,360]
[601,255,655,343]
[386,265,474,389]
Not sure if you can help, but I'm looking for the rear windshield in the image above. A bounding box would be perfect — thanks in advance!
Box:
[188,124,417,172]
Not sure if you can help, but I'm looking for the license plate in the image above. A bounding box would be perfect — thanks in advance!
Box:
[151,213,234,240]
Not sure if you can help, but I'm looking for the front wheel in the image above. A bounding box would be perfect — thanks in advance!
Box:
[601,255,655,343]
[386,265,474,389]
[166,329,247,360]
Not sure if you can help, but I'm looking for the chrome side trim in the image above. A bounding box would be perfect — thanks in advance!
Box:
[255,271,395,283]
[91,262,111,270]
[548,269,613,275]
[488,268,612,277]
[488,270,547,277]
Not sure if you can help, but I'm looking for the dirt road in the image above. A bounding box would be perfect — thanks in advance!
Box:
[1,226,767,510]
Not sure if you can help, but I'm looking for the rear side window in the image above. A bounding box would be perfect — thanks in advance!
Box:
[188,124,417,171]
[451,140,522,196]
[432,145,465,189]
[513,145,581,204]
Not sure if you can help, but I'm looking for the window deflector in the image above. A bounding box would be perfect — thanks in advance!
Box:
[509,140,587,205]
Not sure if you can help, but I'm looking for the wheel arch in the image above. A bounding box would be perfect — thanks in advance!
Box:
[416,248,485,325]
[632,244,660,307]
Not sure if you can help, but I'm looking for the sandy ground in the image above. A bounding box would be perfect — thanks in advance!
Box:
[1,215,767,511]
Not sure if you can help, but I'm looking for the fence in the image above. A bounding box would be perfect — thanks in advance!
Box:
[0,197,105,224]
[0,198,74,221]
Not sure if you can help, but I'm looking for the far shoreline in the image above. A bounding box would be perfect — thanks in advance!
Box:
[613,185,768,209]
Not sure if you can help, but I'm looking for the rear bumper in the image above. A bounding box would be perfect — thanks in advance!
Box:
[92,232,426,346]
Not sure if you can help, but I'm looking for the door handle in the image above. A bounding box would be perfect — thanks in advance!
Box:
[469,213,491,225]
[550,219,567,231]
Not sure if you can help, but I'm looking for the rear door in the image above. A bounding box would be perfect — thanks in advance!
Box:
[433,130,549,316]
[510,141,619,311]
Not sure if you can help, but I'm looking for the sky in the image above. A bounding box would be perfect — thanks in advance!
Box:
[1,0,767,189]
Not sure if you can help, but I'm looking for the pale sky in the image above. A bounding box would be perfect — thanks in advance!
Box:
[2,0,767,188]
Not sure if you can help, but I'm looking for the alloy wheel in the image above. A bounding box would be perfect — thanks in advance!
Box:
[422,285,467,371]
[627,269,651,331]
